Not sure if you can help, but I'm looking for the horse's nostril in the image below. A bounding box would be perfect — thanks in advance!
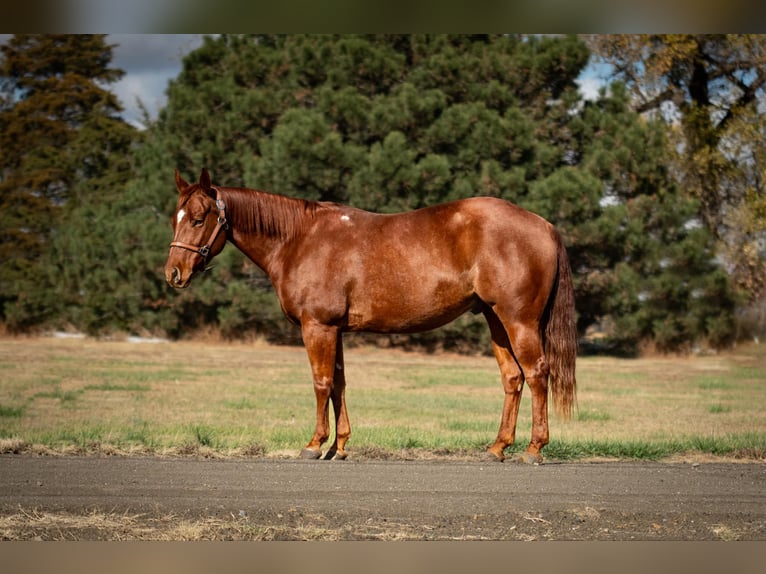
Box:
[166,266,182,286]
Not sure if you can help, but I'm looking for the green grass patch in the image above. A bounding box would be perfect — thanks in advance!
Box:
[530,432,766,461]
[708,404,731,414]
[34,388,83,403]
[535,439,670,461]
[697,377,734,390]
[190,424,218,448]
[223,398,259,410]
[0,404,24,418]
[734,365,764,378]
[122,422,155,447]
[84,382,151,392]
[90,367,201,384]
[443,419,496,433]
[41,427,109,449]
[576,409,611,422]
[405,367,495,389]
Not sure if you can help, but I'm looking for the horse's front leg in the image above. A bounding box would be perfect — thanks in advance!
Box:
[323,333,350,460]
[300,319,345,460]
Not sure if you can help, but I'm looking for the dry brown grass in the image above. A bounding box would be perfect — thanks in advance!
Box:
[0,336,764,458]
[0,507,442,541]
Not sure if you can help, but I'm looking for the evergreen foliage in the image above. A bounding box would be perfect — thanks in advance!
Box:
[0,34,138,332]
[1,34,739,353]
[587,34,766,314]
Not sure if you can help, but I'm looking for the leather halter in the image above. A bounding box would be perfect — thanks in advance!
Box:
[169,187,228,263]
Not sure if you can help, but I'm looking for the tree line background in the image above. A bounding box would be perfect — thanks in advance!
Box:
[1,34,764,355]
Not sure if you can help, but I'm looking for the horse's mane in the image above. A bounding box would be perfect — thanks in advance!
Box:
[220,187,324,241]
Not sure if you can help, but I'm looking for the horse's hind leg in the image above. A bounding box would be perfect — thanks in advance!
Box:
[484,308,524,462]
[490,308,550,464]
[505,320,550,464]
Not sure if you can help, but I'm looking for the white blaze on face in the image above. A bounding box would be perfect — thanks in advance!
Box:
[177,209,186,225]
[340,214,350,222]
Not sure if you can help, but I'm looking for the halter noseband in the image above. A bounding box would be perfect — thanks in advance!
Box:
[169,187,228,263]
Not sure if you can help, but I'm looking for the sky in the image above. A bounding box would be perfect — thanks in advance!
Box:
[2,34,606,129]
[108,34,206,128]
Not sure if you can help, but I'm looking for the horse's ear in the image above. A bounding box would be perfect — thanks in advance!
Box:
[175,169,189,193]
[199,168,213,197]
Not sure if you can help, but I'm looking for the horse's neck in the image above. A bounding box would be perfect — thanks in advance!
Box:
[223,187,315,274]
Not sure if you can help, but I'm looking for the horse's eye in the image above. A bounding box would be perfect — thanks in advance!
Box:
[192,218,205,227]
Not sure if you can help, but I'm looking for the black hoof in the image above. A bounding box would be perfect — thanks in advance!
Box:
[300,448,322,460]
[325,449,348,461]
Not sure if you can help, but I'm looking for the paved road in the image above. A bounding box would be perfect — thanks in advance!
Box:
[1,456,764,540]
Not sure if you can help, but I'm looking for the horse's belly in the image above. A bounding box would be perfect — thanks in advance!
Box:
[346,281,479,333]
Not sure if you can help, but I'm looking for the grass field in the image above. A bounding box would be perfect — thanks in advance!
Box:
[0,336,764,461]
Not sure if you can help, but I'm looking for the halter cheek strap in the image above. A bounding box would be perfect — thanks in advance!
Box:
[170,188,228,263]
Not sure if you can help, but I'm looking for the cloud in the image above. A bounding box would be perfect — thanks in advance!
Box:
[107,34,205,128]
[577,60,612,101]
[1,34,203,129]
[110,69,175,128]
[108,34,203,74]
[577,76,604,101]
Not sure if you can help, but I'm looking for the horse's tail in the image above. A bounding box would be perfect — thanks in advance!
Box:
[543,230,578,419]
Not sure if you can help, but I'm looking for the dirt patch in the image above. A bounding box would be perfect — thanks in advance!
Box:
[1,505,763,541]
[1,455,764,540]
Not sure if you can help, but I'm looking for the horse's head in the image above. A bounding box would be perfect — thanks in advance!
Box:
[165,168,228,289]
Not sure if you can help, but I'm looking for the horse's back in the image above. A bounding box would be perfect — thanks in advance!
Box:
[327,196,554,244]
[393,196,559,268]
[306,196,559,285]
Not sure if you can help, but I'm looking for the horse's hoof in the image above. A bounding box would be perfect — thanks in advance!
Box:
[300,448,322,460]
[482,449,505,463]
[326,450,348,461]
[512,451,543,465]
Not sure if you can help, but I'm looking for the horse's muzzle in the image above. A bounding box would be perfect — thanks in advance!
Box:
[166,266,190,289]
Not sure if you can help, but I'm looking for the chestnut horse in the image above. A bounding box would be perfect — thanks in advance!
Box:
[165,169,577,463]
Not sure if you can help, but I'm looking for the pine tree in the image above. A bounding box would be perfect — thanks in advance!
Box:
[0,34,137,330]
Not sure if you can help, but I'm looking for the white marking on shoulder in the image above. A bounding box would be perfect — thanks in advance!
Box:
[177,209,186,224]
[340,214,350,222]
